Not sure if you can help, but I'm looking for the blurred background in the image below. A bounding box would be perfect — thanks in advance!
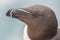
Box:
[0,0,60,40]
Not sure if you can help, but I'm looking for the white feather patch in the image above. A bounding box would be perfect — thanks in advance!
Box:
[23,25,30,40]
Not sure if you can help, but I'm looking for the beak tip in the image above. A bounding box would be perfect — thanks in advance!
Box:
[6,9,13,16]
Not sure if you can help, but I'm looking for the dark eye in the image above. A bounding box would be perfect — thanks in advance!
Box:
[39,14,45,16]
[32,14,40,18]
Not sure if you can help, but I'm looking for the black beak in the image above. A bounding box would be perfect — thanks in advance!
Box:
[6,9,31,19]
[6,9,13,16]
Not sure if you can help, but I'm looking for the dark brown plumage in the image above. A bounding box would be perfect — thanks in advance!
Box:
[6,5,59,40]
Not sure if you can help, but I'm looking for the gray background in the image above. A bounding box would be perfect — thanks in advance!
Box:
[0,0,60,40]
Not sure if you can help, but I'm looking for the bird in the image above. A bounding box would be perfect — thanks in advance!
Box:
[6,5,59,40]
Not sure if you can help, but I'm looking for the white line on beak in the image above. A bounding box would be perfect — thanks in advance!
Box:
[10,9,16,18]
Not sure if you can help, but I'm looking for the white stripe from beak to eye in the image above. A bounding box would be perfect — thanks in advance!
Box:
[18,9,32,14]
[10,9,32,18]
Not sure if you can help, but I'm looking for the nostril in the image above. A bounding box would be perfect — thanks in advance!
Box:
[6,9,13,16]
